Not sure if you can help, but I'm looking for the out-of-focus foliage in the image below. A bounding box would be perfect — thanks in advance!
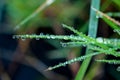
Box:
[7,0,88,30]
[2,0,120,80]
[112,0,120,8]
[7,0,44,26]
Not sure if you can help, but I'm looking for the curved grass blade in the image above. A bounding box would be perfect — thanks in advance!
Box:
[45,52,101,71]
[13,34,85,41]
[62,24,91,39]
[75,0,100,80]
[89,46,120,57]
[92,7,120,35]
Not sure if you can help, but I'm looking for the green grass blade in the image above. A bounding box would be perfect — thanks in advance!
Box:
[45,52,101,71]
[14,0,55,30]
[96,59,120,64]
[92,8,120,35]
[75,0,100,80]
[13,34,86,41]
[107,12,120,17]
[112,0,120,8]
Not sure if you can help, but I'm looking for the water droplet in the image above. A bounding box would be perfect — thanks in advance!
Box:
[65,62,68,65]
[12,36,16,39]
[73,37,78,40]
[74,58,77,62]
[40,33,44,35]
[70,59,74,63]
[113,30,116,32]
[62,63,66,67]
[77,37,81,40]
[14,35,20,39]
[104,41,107,44]
[117,66,120,71]
[59,63,65,67]
[63,36,68,40]
[46,0,54,5]
[36,37,40,40]
[96,15,100,18]
[114,29,120,32]
[25,35,29,37]
[97,37,103,43]
[47,35,51,39]
[70,34,74,38]
[61,43,67,47]
[21,36,26,41]
[50,35,55,39]
[83,44,86,47]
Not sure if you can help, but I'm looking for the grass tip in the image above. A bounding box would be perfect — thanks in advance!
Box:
[44,67,52,71]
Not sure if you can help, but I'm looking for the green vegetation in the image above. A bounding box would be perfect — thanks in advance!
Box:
[11,0,120,80]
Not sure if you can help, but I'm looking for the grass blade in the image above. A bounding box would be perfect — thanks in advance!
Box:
[92,7,120,35]
[75,0,100,80]
[96,59,120,64]
[14,0,55,30]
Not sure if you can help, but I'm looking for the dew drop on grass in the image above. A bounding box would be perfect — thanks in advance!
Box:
[70,59,75,63]
[96,37,103,43]
[40,33,44,36]
[13,35,20,39]
[113,30,116,32]
[21,36,26,41]
[83,44,86,47]
[70,34,74,38]
[21,38,26,41]
[117,66,120,72]
[63,36,68,40]
[36,37,40,40]
[12,36,16,39]
[47,35,51,39]
[96,15,100,18]
[50,35,55,39]
[61,43,67,47]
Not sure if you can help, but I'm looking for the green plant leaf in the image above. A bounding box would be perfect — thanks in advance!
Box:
[75,0,100,80]
[92,7,120,35]
[96,59,120,64]
[45,52,101,71]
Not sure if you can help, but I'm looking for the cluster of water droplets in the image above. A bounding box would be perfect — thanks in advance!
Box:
[98,60,120,64]
[49,57,80,70]
[35,33,43,40]
[12,35,25,41]
[60,40,90,48]
[113,29,120,35]
[49,52,102,70]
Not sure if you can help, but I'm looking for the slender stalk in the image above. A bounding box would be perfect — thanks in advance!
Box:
[75,0,100,80]
[14,0,55,30]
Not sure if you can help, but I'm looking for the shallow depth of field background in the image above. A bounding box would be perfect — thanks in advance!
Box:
[0,0,120,80]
